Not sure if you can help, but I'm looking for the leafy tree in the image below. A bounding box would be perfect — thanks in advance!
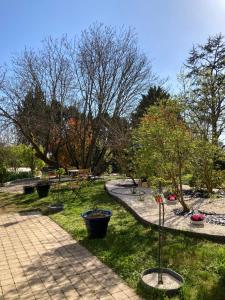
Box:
[0,164,7,186]
[190,140,225,193]
[20,145,45,176]
[4,145,23,171]
[133,100,192,212]
[131,85,170,126]
[0,144,7,185]
[1,144,44,175]
[183,34,225,144]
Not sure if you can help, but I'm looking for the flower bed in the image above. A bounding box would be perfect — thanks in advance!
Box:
[166,193,178,205]
[190,213,205,225]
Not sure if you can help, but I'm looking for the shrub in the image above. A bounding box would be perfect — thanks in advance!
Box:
[0,165,7,185]
[4,171,33,183]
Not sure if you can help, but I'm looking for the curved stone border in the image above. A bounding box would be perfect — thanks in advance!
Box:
[111,187,145,196]
[105,179,225,243]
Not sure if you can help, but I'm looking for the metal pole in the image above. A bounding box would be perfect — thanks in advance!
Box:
[158,181,163,285]
[158,202,163,284]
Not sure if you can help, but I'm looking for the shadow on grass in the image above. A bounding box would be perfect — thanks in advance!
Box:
[206,272,225,300]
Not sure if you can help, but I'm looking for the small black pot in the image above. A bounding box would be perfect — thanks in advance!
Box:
[36,182,50,198]
[23,186,35,194]
[48,203,64,213]
[81,209,112,239]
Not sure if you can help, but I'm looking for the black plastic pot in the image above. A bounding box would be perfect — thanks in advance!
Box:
[48,203,64,213]
[36,182,50,198]
[23,185,35,194]
[81,209,112,239]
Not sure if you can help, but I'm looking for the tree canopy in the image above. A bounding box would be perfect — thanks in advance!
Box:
[133,100,192,211]
[183,33,225,144]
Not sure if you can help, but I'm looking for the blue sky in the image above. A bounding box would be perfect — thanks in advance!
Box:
[1,0,225,92]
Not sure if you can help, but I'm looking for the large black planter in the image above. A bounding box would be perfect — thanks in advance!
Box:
[23,185,35,194]
[36,182,50,198]
[81,209,112,239]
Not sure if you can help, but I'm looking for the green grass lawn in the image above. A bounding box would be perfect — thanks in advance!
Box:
[1,180,225,300]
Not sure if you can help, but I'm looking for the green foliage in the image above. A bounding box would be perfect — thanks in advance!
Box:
[182,174,192,185]
[56,168,65,177]
[0,164,7,185]
[184,33,225,144]
[190,140,225,192]
[20,144,45,175]
[132,100,192,210]
[0,144,45,175]
[5,171,32,182]
[4,144,24,171]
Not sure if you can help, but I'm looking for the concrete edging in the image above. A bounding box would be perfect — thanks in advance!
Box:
[105,182,225,243]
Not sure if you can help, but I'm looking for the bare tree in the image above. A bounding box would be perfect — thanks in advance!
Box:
[0,24,154,172]
[0,37,74,166]
[66,23,154,172]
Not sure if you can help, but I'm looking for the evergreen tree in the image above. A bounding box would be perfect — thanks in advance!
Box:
[131,85,170,126]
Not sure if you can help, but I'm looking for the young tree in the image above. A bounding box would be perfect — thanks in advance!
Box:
[133,101,192,212]
[183,34,225,144]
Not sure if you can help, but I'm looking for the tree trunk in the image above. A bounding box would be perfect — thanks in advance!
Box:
[178,164,189,212]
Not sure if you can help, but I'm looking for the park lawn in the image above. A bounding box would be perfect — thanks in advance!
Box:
[1,181,225,300]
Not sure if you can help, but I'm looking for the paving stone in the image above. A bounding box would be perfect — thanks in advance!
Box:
[112,291,130,299]
[0,213,139,300]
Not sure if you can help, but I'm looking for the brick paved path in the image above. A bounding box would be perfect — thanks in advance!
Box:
[0,213,140,300]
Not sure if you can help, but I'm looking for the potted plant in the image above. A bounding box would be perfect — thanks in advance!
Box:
[23,185,35,194]
[48,168,65,213]
[190,213,205,225]
[36,180,50,198]
[81,208,112,239]
[165,192,178,205]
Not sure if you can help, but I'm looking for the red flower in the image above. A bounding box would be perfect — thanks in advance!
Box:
[191,214,205,221]
[155,195,163,203]
[167,194,177,201]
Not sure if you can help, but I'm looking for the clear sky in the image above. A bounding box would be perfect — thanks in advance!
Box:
[1,0,225,92]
